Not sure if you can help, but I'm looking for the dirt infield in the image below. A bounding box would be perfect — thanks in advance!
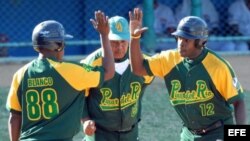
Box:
[0,55,249,90]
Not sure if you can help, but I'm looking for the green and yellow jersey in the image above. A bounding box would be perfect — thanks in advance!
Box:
[144,48,244,130]
[82,49,154,132]
[6,57,104,140]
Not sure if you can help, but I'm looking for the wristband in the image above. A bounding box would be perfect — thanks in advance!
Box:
[131,34,141,39]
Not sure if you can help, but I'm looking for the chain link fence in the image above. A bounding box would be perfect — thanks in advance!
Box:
[0,0,249,58]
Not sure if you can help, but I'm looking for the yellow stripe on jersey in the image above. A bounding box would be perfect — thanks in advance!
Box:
[48,59,102,91]
[85,88,90,97]
[81,56,102,67]
[148,50,183,78]
[7,63,31,112]
[202,53,241,101]
[91,57,102,67]
[143,76,154,84]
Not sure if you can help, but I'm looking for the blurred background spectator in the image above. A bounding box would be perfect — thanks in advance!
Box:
[227,0,250,51]
[175,0,248,52]
[0,0,249,58]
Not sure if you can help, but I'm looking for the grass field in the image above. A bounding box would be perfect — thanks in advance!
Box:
[1,78,250,141]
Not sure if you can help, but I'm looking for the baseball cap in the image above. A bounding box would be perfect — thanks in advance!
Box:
[108,16,130,41]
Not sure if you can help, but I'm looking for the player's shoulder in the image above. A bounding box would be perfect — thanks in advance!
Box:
[45,58,84,70]
[145,49,182,65]
[48,59,98,75]
[205,48,233,70]
[14,61,33,75]
[157,49,180,58]
[12,61,34,82]
[63,60,82,66]
[206,49,226,63]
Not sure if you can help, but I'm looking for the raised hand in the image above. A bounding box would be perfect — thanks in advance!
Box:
[90,10,109,36]
[129,8,148,37]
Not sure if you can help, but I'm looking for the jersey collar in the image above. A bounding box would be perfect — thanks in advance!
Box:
[184,48,208,67]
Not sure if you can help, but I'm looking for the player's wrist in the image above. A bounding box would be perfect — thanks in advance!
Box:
[131,34,141,39]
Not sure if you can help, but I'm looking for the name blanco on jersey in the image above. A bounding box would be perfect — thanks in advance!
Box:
[28,77,53,88]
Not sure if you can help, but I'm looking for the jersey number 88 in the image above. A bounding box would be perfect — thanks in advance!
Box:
[26,88,59,121]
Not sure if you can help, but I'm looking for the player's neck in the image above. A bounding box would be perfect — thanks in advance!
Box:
[38,53,59,61]
[187,47,204,60]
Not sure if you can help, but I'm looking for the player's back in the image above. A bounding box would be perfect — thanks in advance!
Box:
[9,58,98,140]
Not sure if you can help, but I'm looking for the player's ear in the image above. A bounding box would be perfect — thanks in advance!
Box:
[54,42,65,52]
[195,39,207,49]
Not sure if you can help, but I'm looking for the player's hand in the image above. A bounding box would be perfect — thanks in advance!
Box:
[129,8,148,37]
[90,10,109,36]
[83,120,96,136]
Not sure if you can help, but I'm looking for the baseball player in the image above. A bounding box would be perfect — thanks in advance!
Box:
[81,16,154,141]
[6,11,114,141]
[129,8,247,140]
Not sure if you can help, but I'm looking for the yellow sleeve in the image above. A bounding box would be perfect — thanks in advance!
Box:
[218,64,243,102]
[6,73,22,112]
[203,53,243,102]
[147,50,182,78]
[48,59,104,91]
[6,63,30,112]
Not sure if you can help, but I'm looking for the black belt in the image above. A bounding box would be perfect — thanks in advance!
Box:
[115,123,137,133]
[189,120,223,135]
[96,122,137,133]
[116,119,141,133]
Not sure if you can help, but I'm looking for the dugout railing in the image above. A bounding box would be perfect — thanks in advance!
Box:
[1,36,250,64]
